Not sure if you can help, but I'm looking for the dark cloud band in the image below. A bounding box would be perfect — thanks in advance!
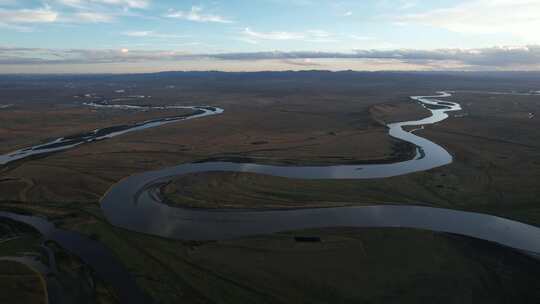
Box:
[1,45,539,69]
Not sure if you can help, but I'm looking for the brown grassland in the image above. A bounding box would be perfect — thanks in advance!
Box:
[1,72,540,303]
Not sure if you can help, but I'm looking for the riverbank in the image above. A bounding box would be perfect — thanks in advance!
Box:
[0,261,47,304]
[3,201,540,303]
[0,91,419,203]
[0,214,121,303]
[2,72,540,302]
[159,92,540,227]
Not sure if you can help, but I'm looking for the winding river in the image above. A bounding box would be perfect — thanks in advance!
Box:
[99,92,540,254]
[0,211,149,304]
[3,91,540,303]
[0,104,223,165]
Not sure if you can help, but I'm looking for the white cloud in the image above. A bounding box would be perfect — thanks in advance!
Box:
[343,11,352,17]
[399,0,540,43]
[124,30,153,37]
[0,7,58,23]
[0,0,149,28]
[55,0,87,8]
[48,0,149,24]
[73,12,113,22]
[244,28,305,40]
[243,28,338,43]
[95,0,149,9]
[56,0,150,9]
[166,6,232,23]
[123,30,189,39]
[243,27,306,40]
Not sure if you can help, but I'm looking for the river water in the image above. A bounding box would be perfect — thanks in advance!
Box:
[98,92,538,254]
[3,91,540,304]
[0,211,149,304]
[0,105,224,165]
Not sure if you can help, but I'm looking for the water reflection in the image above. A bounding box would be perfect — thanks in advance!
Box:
[0,106,224,165]
[98,92,534,251]
[0,211,149,304]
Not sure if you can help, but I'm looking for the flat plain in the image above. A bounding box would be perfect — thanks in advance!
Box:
[1,71,540,303]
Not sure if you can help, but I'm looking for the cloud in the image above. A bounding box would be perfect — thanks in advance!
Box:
[124,30,153,37]
[47,0,150,24]
[203,46,540,69]
[123,30,189,39]
[56,0,150,9]
[237,46,537,64]
[72,12,113,22]
[343,11,352,17]
[243,28,337,42]
[0,1,146,28]
[244,28,305,40]
[94,0,149,9]
[281,58,322,67]
[2,45,540,71]
[398,0,540,43]
[358,46,540,67]
[0,7,58,23]
[0,47,193,64]
[165,6,232,23]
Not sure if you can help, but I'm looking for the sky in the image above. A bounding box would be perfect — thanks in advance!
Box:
[1,0,540,73]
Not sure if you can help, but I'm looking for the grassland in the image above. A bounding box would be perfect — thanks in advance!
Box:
[162,92,540,226]
[0,216,119,303]
[0,97,196,155]
[0,74,425,203]
[0,261,47,304]
[1,72,540,303]
[2,200,540,303]
[2,72,539,211]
